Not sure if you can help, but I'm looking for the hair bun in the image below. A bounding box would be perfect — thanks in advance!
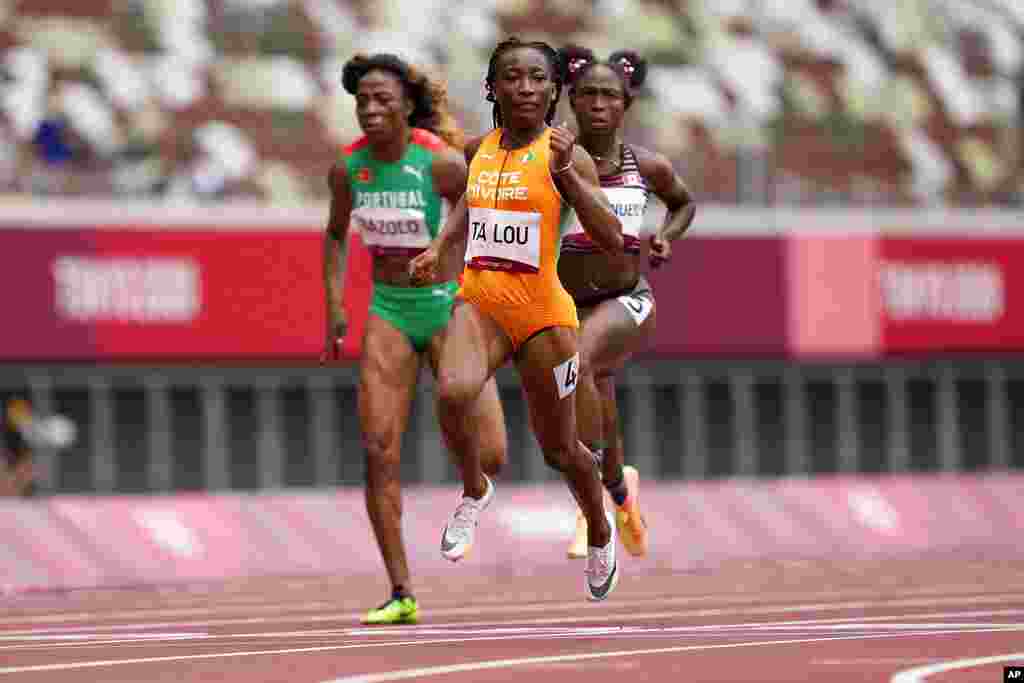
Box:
[341,55,369,94]
[558,44,596,84]
[608,50,647,88]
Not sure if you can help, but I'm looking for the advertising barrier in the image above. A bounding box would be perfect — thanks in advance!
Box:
[2,202,1022,360]
[879,238,1021,354]
[1,473,1020,594]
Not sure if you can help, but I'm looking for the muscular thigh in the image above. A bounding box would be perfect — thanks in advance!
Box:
[430,299,512,399]
[359,314,422,444]
[426,300,510,444]
[515,326,580,453]
[579,291,656,378]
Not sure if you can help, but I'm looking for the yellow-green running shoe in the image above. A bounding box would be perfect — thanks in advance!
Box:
[362,596,419,625]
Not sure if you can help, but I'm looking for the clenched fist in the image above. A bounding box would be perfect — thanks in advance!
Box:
[549,122,576,173]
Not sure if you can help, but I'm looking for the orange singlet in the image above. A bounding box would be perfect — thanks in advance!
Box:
[460,127,578,350]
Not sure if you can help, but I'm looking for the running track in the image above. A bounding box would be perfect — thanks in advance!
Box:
[1,557,1023,682]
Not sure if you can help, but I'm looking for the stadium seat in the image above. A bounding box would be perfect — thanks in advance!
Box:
[897,126,954,202]
[786,71,830,121]
[956,135,1008,193]
[149,55,207,111]
[648,66,729,128]
[93,48,149,112]
[921,45,984,128]
[878,75,933,131]
[834,37,888,121]
[61,82,119,157]
[214,56,317,112]
[15,15,109,70]
[707,35,782,123]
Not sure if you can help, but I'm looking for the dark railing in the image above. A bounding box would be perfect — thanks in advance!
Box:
[2,359,1021,495]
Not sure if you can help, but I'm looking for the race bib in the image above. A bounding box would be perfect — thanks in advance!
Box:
[563,186,645,250]
[465,207,542,273]
[607,186,646,240]
[351,207,431,253]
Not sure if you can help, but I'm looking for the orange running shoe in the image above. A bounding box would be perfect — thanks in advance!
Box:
[615,466,648,557]
[567,508,588,559]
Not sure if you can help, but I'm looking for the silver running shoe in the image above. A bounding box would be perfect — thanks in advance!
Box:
[585,508,619,601]
[440,474,495,562]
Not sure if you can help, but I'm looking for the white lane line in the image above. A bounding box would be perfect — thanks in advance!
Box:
[0,636,563,675]
[320,632,1024,683]
[0,601,340,626]
[0,636,213,651]
[730,623,1024,631]
[4,583,1021,626]
[0,633,206,643]
[4,593,1024,638]
[0,626,1019,676]
[1,614,1021,651]
[0,627,625,651]
[891,653,1024,682]
[343,611,1024,638]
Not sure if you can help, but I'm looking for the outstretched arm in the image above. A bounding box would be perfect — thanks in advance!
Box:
[409,193,469,285]
[434,193,469,258]
[410,135,484,283]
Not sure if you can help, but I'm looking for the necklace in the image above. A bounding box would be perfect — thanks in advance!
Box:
[591,143,622,169]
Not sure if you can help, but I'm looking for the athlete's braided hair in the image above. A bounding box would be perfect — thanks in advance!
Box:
[342,53,465,150]
[485,37,563,128]
[559,45,648,108]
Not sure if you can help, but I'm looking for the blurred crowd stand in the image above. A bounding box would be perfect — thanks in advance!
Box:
[0,0,1019,207]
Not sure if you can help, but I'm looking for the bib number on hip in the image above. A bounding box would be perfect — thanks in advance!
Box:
[553,352,580,400]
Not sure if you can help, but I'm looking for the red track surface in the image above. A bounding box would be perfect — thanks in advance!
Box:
[2,557,1023,682]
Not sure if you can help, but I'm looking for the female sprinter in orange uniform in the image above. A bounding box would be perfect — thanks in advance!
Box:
[323,54,508,624]
[558,46,697,560]
[410,37,624,601]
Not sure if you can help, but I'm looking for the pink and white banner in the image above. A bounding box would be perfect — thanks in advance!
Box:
[2,473,1021,594]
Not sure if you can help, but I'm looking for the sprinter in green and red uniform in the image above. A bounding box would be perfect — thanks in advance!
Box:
[322,53,507,625]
